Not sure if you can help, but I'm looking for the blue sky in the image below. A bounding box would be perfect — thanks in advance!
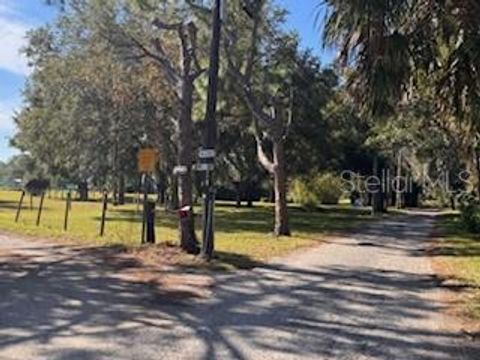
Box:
[0,0,57,161]
[0,0,333,162]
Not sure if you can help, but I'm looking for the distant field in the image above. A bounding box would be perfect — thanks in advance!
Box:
[434,215,480,320]
[0,189,372,267]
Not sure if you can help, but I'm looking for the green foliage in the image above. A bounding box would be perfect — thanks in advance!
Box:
[312,172,343,205]
[322,0,414,118]
[437,214,480,320]
[290,172,343,209]
[15,1,181,192]
[322,0,480,126]
[459,194,480,233]
[290,178,318,209]
[0,154,47,184]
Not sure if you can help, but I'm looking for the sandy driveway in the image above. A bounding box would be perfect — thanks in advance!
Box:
[0,212,478,359]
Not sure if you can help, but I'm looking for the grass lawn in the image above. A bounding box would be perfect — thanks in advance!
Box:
[434,214,480,321]
[0,189,372,268]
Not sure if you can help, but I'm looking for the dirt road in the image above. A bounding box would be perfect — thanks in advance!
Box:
[0,212,478,359]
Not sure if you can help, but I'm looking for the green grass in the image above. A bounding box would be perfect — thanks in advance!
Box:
[0,189,372,268]
[436,214,480,320]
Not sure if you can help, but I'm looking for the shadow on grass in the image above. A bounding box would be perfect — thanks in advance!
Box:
[0,199,20,210]
[213,204,372,235]
[90,204,373,237]
[211,251,264,270]
[0,200,374,272]
[429,213,480,257]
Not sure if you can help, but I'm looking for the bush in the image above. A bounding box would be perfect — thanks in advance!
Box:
[290,172,344,209]
[459,193,480,233]
[312,173,343,205]
[290,177,318,209]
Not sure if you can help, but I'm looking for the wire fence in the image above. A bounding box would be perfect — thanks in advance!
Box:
[0,186,179,246]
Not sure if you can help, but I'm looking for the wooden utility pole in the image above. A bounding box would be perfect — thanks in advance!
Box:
[200,0,222,260]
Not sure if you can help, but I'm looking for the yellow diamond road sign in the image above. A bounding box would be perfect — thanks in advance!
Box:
[138,148,158,173]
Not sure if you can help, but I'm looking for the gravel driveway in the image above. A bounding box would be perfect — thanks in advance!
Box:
[0,212,478,359]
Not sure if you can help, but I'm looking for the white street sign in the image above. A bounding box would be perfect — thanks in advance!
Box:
[173,166,188,175]
[194,163,215,172]
[198,149,216,159]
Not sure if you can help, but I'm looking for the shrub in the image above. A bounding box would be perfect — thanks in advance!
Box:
[312,173,343,205]
[290,172,344,209]
[459,193,480,233]
[290,177,318,209]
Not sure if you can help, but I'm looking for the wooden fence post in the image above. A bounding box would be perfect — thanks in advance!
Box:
[15,191,25,223]
[99,190,108,236]
[64,191,71,231]
[36,191,45,226]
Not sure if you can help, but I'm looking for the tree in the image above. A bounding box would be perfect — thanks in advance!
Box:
[198,0,222,259]
[322,0,422,213]
[129,13,205,254]
[321,0,480,207]
[224,0,297,236]
[15,1,176,203]
[285,54,338,176]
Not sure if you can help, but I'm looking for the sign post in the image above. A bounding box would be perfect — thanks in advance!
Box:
[197,148,216,259]
[137,148,158,244]
[200,0,222,260]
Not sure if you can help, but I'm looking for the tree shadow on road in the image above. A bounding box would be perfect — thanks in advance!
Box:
[1,236,478,360]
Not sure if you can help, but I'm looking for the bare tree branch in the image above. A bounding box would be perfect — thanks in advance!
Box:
[252,116,275,173]
[150,38,181,86]
[255,137,275,173]
[186,22,204,77]
[152,18,183,31]
[223,42,274,128]
[283,87,294,139]
[244,2,264,83]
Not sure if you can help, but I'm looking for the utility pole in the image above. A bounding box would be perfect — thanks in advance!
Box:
[200,0,222,260]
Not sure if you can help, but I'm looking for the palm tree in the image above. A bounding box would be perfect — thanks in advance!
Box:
[321,0,414,213]
[321,0,480,206]
[322,0,480,134]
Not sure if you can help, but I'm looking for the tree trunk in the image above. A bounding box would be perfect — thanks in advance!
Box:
[372,155,383,215]
[113,186,118,205]
[396,150,403,209]
[78,181,89,202]
[475,148,480,198]
[450,196,456,210]
[118,175,125,205]
[234,182,241,207]
[158,186,166,205]
[273,140,290,236]
[177,65,199,254]
[171,175,179,210]
[268,181,275,203]
[246,181,254,207]
[157,172,167,205]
